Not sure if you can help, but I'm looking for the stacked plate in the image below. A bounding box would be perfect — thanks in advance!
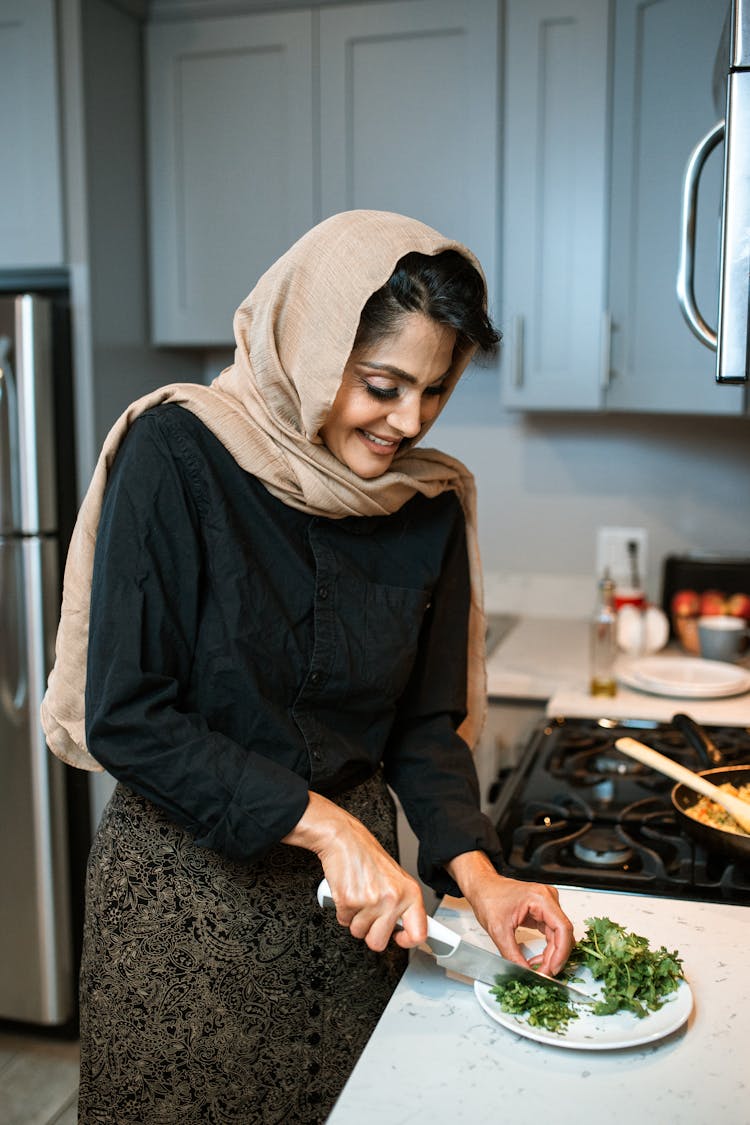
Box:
[618,656,750,699]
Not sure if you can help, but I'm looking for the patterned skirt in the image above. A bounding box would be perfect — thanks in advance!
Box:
[77,772,407,1124]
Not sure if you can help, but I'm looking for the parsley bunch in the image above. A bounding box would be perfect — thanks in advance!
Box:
[564,916,684,1019]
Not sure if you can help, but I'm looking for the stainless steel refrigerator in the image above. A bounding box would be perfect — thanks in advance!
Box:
[0,286,88,1027]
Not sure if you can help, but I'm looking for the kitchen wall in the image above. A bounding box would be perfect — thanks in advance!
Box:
[429,365,750,614]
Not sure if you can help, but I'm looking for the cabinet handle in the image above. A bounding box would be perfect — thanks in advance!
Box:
[510,315,524,389]
[676,118,724,351]
[599,310,612,391]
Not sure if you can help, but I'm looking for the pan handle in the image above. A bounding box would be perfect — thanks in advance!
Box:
[672,713,724,767]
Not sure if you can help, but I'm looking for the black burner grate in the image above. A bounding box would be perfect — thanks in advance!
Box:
[494,717,750,904]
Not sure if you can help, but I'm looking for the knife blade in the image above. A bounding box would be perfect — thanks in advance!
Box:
[316,879,594,1006]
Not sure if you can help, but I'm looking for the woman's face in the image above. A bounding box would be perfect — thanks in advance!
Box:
[319,313,457,479]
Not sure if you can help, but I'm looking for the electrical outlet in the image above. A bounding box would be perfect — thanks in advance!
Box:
[596,527,648,590]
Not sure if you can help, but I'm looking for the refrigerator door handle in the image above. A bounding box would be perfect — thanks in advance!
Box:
[15,296,56,534]
[0,334,22,535]
[0,542,28,723]
[0,336,28,722]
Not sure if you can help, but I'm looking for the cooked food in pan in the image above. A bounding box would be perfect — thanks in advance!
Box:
[684,782,750,836]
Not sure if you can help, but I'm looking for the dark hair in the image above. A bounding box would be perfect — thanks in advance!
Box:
[353,249,501,360]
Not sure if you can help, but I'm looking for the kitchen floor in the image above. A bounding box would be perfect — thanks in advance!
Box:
[0,1028,79,1124]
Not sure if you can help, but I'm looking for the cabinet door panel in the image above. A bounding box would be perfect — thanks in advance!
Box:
[147,11,314,345]
[319,0,500,322]
[501,0,609,410]
[606,0,744,415]
[0,0,64,268]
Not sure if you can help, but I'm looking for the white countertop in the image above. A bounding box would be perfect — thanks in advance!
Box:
[327,888,749,1125]
[486,616,583,700]
[487,615,750,725]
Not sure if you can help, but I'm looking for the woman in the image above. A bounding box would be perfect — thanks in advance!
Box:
[42,211,573,1123]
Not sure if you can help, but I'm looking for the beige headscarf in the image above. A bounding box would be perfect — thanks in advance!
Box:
[41,210,488,771]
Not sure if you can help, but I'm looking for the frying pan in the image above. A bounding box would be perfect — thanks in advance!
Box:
[634,714,750,865]
[671,763,750,864]
[669,713,750,863]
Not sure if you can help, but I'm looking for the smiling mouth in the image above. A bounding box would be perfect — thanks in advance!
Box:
[358,429,400,450]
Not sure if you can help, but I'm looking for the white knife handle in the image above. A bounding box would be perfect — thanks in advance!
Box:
[316,877,334,909]
[316,878,459,952]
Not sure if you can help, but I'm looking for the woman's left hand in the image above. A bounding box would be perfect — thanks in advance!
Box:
[445,851,575,977]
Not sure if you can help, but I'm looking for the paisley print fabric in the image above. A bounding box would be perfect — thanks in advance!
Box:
[77,772,407,1123]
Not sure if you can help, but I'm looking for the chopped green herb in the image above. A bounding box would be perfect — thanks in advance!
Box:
[489,916,685,1035]
[489,978,579,1034]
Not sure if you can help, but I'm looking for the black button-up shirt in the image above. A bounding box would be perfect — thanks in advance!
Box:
[85,405,503,893]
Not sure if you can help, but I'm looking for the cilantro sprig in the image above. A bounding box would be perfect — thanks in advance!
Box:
[564,916,684,1019]
[489,916,685,1035]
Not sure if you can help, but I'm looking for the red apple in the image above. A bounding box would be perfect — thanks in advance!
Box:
[699,589,727,616]
[671,589,700,617]
[727,592,750,619]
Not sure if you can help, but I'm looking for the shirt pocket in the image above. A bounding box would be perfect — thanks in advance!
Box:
[334,578,431,703]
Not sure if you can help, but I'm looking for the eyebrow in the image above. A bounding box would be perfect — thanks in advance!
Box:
[358,360,451,386]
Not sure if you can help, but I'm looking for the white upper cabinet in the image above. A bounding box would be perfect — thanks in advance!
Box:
[605,0,743,415]
[500,0,610,410]
[0,0,65,269]
[318,0,500,323]
[146,9,315,345]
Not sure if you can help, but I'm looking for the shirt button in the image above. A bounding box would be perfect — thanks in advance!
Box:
[312,748,321,761]
[318,586,329,600]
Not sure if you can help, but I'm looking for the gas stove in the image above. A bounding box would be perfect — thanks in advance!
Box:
[492,716,750,904]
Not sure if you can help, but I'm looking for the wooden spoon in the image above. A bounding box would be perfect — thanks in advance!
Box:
[615,736,750,834]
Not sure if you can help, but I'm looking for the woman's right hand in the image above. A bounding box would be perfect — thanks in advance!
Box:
[282,791,427,952]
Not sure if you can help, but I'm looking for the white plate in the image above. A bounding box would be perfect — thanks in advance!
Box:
[618,655,750,698]
[475,970,693,1051]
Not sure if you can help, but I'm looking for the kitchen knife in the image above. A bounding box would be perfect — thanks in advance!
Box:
[316,879,594,1005]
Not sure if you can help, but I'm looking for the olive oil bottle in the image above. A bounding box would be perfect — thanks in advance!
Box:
[590,572,617,697]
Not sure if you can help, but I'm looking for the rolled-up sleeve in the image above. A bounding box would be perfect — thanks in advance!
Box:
[85,413,310,860]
